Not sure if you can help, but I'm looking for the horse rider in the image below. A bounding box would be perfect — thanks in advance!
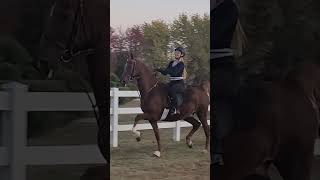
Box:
[211,0,241,166]
[156,47,186,115]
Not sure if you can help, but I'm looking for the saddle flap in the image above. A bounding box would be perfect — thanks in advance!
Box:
[166,92,184,108]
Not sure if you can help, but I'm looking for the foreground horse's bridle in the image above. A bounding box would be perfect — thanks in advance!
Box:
[44,0,103,121]
[46,0,95,63]
[126,59,140,81]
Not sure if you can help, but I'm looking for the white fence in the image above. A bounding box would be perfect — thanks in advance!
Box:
[110,87,210,148]
[0,82,210,180]
[0,82,107,180]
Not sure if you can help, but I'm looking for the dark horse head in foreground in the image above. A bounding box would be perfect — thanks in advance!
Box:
[120,54,210,157]
[39,0,109,169]
[213,61,320,180]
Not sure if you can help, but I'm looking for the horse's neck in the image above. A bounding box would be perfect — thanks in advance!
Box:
[136,63,157,97]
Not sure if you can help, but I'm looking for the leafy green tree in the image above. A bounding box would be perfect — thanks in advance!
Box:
[142,20,170,68]
[170,14,210,82]
[125,25,144,58]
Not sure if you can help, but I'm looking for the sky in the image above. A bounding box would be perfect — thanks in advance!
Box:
[111,0,210,30]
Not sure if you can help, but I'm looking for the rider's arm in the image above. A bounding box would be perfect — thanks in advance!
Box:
[156,61,173,75]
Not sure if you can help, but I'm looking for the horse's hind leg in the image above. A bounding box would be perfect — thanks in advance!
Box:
[150,120,161,157]
[132,113,150,141]
[274,144,313,180]
[197,109,210,152]
[183,116,201,148]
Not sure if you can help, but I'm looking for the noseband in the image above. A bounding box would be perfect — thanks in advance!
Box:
[46,0,95,63]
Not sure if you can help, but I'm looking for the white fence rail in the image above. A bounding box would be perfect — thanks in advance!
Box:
[0,82,106,180]
[0,82,210,180]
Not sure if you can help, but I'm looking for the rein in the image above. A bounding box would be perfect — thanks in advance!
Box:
[146,81,158,94]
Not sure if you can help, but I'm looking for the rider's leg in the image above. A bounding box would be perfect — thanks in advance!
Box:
[211,59,239,165]
[168,81,185,114]
[168,84,178,114]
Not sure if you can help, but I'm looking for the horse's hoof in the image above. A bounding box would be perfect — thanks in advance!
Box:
[132,130,141,138]
[187,140,193,148]
[153,151,161,157]
[201,149,208,154]
[136,137,141,142]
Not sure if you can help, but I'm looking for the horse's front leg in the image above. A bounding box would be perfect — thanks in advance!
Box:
[132,113,150,141]
[150,120,161,157]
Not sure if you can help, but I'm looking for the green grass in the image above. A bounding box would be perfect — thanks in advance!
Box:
[111,128,210,180]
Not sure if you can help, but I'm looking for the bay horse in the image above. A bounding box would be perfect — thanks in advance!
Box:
[39,0,109,165]
[120,55,210,157]
[212,61,320,180]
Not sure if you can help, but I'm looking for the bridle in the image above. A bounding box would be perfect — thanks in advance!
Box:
[126,59,140,81]
[45,0,95,63]
[43,0,104,122]
[124,59,158,94]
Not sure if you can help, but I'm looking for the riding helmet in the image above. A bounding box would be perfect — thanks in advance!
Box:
[175,47,186,57]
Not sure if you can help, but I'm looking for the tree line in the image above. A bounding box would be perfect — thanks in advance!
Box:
[110,13,210,87]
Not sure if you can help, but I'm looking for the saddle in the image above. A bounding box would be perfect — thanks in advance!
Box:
[167,93,184,107]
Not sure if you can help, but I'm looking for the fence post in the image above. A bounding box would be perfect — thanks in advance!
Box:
[112,88,119,147]
[0,111,10,180]
[173,120,181,141]
[2,82,28,180]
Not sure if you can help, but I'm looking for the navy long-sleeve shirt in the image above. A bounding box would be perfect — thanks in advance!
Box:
[158,60,185,81]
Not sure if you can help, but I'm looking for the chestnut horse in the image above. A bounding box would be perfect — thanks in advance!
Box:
[39,0,109,165]
[212,61,320,180]
[120,55,210,157]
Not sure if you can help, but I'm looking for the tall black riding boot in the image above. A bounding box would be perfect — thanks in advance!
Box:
[212,99,235,165]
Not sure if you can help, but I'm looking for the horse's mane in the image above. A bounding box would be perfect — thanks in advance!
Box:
[136,59,154,74]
